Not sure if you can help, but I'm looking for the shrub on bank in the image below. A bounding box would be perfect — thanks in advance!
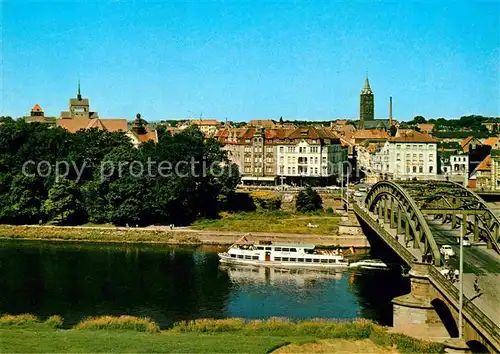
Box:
[44,315,64,329]
[0,314,40,326]
[75,315,160,333]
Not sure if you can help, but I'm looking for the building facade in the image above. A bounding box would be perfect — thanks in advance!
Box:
[218,126,347,185]
[375,130,438,180]
[359,76,374,129]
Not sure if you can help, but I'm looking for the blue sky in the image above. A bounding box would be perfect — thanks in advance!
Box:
[1,1,499,122]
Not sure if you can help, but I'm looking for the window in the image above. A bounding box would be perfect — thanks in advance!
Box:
[274,247,282,251]
[282,257,289,262]
[289,258,296,262]
[419,166,423,173]
[310,146,318,153]
[429,166,434,173]
[290,248,297,252]
[274,257,281,261]
[328,259,337,263]
[396,153,401,161]
[407,166,410,173]
[320,259,328,263]
[282,248,289,252]
[297,258,304,262]
[419,154,423,161]
[237,255,243,259]
[413,166,417,173]
[313,259,320,263]
[230,254,236,258]
[245,255,252,259]
[252,256,259,260]
[287,167,291,174]
[305,258,312,263]
[396,144,401,149]
[279,147,284,153]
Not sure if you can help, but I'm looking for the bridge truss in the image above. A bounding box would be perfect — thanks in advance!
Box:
[364,180,500,266]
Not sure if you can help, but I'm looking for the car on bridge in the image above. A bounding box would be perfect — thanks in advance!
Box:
[456,236,471,247]
[439,244,455,257]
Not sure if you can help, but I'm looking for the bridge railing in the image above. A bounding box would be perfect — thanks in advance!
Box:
[429,266,500,348]
[352,203,417,265]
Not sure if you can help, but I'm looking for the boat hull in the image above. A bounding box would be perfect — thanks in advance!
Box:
[218,253,349,270]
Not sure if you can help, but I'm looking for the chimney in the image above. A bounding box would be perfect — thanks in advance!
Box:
[389,96,393,127]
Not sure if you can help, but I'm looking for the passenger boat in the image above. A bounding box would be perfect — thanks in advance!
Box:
[218,237,349,269]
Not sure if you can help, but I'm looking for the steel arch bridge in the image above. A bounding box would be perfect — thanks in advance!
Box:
[362,180,500,266]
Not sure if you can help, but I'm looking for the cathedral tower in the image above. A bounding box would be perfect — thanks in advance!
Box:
[359,76,374,129]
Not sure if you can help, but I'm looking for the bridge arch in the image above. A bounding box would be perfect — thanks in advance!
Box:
[430,298,459,338]
[364,181,441,265]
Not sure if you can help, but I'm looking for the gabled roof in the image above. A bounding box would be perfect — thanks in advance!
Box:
[352,129,389,140]
[461,136,483,148]
[129,130,159,143]
[31,104,43,112]
[417,123,435,131]
[248,119,278,128]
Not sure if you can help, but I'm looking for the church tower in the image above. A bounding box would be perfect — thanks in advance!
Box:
[359,76,374,129]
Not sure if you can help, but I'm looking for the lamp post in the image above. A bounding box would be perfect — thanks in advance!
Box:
[459,228,464,339]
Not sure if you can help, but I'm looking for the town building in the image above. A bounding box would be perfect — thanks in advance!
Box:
[417,123,435,134]
[469,155,492,190]
[439,152,469,183]
[482,120,500,133]
[189,119,220,137]
[217,126,347,185]
[126,114,159,148]
[491,149,500,190]
[23,104,56,125]
[375,130,438,180]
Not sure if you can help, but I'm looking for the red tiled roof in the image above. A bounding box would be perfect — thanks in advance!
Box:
[476,155,491,171]
[352,129,389,140]
[190,119,219,126]
[390,130,438,143]
[31,104,43,112]
[57,118,128,133]
[461,136,474,148]
[482,137,499,147]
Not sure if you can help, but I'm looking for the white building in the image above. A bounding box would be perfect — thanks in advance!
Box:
[375,130,439,180]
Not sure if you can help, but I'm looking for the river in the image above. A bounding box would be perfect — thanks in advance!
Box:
[0,240,410,328]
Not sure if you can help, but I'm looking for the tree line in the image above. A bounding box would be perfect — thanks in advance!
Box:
[0,117,240,226]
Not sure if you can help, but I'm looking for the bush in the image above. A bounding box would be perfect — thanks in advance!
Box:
[74,315,160,333]
[250,191,282,211]
[325,207,334,214]
[44,315,64,329]
[0,314,40,326]
[296,187,322,212]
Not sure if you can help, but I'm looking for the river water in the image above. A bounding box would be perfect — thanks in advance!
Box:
[0,240,410,328]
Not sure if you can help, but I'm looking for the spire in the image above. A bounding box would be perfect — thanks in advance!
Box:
[77,80,82,100]
[361,74,372,95]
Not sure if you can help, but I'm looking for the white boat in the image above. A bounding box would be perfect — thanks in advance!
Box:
[218,238,349,270]
[348,259,389,270]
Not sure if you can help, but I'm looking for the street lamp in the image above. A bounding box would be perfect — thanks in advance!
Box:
[458,227,464,339]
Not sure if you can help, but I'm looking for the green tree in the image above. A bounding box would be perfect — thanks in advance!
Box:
[296,186,322,212]
[42,179,83,225]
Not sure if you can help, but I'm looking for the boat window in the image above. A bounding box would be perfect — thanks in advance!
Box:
[282,248,290,252]
[274,247,281,251]
[274,257,281,261]
[252,256,259,260]
[297,258,304,262]
[237,255,243,259]
[265,247,272,251]
[313,259,320,263]
[282,257,289,261]
[290,248,297,252]
[257,247,264,250]
[245,255,252,259]
[305,258,312,263]
[290,258,296,262]
[328,259,336,263]
[320,259,328,263]
[231,254,236,258]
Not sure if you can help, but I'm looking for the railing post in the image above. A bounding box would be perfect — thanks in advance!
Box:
[390,198,396,229]
[384,197,389,223]
[397,207,403,234]
[473,214,480,243]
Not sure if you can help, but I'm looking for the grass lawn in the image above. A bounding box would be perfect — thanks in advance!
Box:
[191,211,340,234]
[0,328,292,353]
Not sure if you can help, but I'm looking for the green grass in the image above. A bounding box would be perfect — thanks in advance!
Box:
[191,211,340,234]
[0,225,175,243]
[0,316,445,353]
[0,328,290,353]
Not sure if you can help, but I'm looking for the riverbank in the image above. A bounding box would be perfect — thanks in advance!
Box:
[0,224,369,248]
[0,315,444,353]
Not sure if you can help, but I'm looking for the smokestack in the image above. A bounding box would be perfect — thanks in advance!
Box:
[389,96,393,126]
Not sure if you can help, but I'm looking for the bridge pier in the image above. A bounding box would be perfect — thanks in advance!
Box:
[393,263,453,340]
